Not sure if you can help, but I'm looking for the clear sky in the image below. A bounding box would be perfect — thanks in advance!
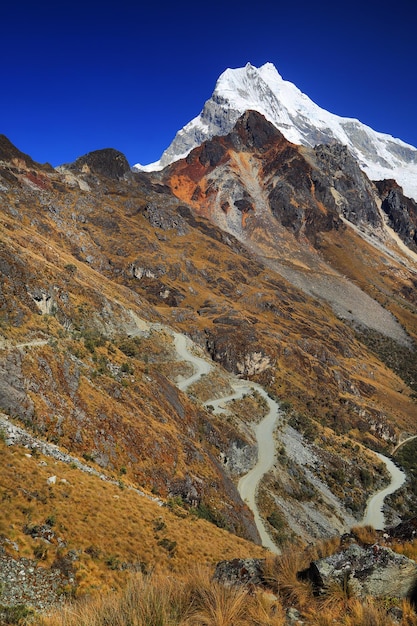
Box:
[1,0,416,168]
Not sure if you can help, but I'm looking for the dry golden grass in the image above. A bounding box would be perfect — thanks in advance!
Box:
[40,566,287,626]
[38,563,417,626]
[400,600,417,626]
[350,525,379,546]
[40,572,194,626]
[306,597,396,625]
[0,440,266,597]
[342,598,400,626]
[305,535,341,561]
[262,550,312,609]
[185,566,249,626]
[391,539,417,562]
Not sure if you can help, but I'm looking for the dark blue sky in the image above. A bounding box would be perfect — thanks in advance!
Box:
[1,0,416,167]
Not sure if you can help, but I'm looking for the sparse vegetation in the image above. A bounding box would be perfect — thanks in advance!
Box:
[2,123,417,623]
[35,558,417,626]
[0,604,35,625]
[356,328,417,393]
[351,524,378,546]
[395,439,417,498]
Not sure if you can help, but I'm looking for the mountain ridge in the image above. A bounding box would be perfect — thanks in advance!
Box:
[134,62,417,202]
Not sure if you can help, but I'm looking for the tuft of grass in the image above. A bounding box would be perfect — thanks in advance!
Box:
[305,534,341,562]
[400,599,417,626]
[392,538,417,562]
[40,572,194,626]
[186,566,248,626]
[262,550,312,609]
[351,524,378,546]
[318,575,356,614]
[343,597,398,626]
[245,589,286,626]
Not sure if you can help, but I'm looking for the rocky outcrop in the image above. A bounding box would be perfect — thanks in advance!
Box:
[387,516,417,541]
[214,558,265,587]
[205,323,273,378]
[0,353,34,421]
[0,546,76,613]
[0,134,53,171]
[144,203,188,234]
[301,543,417,600]
[215,541,417,605]
[228,110,283,152]
[312,143,381,227]
[375,179,417,251]
[67,148,131,180]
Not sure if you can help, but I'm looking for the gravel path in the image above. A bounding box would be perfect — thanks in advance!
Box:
[362,453,406,529]
[1,317,408,555]
[172,330,281,553]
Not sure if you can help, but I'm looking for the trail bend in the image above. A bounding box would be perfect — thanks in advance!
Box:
[171,330,408,547]
[172,332,281,553]
[361,453,406,530]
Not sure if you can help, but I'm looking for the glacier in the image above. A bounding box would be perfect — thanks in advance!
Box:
[134,62,417,201]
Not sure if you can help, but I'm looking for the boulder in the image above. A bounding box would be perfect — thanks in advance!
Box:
[214,558,265,587]
[302,543,417,600]
[388,517,417,541]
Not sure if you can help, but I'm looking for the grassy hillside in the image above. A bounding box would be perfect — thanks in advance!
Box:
[1,135,417,617]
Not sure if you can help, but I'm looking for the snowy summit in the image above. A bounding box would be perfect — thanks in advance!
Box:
[135,62,417,201]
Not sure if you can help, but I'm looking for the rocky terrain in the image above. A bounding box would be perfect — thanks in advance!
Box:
[1,112,417,617]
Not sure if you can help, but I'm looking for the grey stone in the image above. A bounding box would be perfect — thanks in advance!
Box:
[214,558,265,587]
[303,543,417,600]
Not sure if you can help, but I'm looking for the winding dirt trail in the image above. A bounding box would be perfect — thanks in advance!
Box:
[236,388,280,553]
[171,329,409,544]
[172,331,281,553]
[392,435,417,456]
[361,453,406,530]
[172,333,211,390]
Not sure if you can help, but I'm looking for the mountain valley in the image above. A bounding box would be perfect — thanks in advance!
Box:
[1,64,417,620]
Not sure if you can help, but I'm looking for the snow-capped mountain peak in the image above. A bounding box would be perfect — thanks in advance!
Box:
[134,62,417,201]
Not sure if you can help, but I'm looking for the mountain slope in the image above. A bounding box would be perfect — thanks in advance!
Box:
[162,110,417,344]
[1,127,417,608]
[135,62,417,202]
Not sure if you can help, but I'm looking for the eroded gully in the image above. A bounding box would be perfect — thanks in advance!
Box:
[171,331,407,551]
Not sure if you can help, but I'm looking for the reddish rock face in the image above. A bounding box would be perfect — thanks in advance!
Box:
[163,110,380,249]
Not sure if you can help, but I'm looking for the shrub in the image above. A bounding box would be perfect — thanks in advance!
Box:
[33,543,48,561]
[45,514,56,527]
[64,263,77,276]
[0,604,35,625]
[120,362,133,374]
[267,510,285,531]
[118,337,141,358]
[105,554,121,570]
[157,537,177,556]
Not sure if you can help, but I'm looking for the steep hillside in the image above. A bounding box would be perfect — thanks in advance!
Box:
[1,121,417,610]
